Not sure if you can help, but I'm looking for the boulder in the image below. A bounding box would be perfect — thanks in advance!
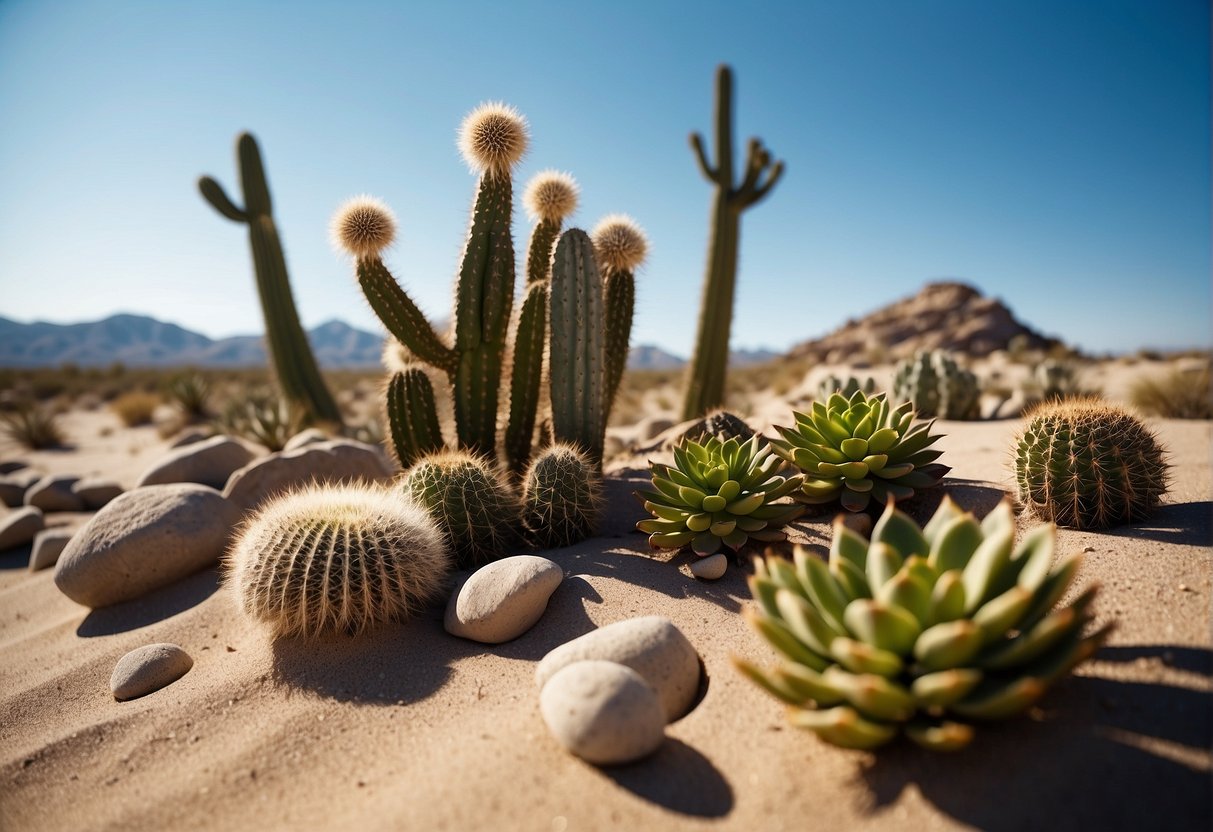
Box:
[539,661,665,765]
[110,643,194,700]
[0,506,44,551]
[444,556,563,643]
[223,440,393,512]
[136,435,254,489]
[54,484,241,608]
[24,475,84,512]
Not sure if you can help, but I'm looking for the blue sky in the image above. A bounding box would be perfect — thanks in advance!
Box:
[0,0,1208,357]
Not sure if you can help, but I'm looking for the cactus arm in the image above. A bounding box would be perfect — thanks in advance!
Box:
[602,268,635,421]
[549,229,607,463]
[713,65,735,186]
[525,217,562,285]
[386,368,443,469]
[197,176,247,222]
[745,159,785,206]
[236,133,273,215]
[356,257,457,374]
[690,132,717,181]
[505,281,548,473]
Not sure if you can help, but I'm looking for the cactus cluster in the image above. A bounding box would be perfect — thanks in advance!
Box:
[816,375,876,403]
[199,133,342,428]
[735,497,1110,750]
[893,350,981,420]
[1029,358,1087,401]
[1013,398,1168,529]
[227,483,451,639]
[771,390,950,513]
[637,434,803,559]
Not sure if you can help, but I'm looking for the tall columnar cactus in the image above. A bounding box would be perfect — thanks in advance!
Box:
[682,64,784,420]
[1013,398,1168,529]
[592,215,649,421]
[385,367,444,469]
[199,132,343,427]
[893,350,981,420]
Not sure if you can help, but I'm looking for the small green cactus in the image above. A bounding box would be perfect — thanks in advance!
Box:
[401,450,521,569]
[385,368,444,469]
[816,375,876,403]
[521,443,603,548]
[1013,398,1168,529]
[227,483,451,638]
[592,215,649,420]
[735,497,1111,750]
[771,391,950,513]
[893,350,981,420]
[1030,358,1087,401]
[636,434,804,560]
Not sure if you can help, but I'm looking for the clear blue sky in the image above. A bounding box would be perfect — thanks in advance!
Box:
[0,0,1208,357]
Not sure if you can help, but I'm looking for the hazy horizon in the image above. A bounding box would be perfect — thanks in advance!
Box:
[1,0,1209,357]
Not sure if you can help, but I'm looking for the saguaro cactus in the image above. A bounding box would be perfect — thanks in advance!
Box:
[681,65,784,420]
[199,133,343,427]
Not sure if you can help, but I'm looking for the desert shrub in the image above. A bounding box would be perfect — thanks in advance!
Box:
[218,391,300,451]
[0,401,65,449]
[110,391,161,426]
[164,372,211,419]
[1129,367,1212,419]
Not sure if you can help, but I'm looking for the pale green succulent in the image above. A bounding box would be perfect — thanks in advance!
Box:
[636,434,804,559]
[735,497,1110,751]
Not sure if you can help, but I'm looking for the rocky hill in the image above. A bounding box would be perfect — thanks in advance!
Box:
[788,281,1061,362]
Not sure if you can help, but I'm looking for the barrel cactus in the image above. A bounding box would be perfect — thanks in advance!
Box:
[735,497,1111,750]
[1013,398,1168,529]
[636,434,804,559]
[893,350,981,420]
[522,443,603,548]
[771,390,950,513]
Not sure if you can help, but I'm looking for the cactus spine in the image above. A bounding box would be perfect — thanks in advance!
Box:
[385,368,444,469]
[199,133,343,427]
[522,443,603,548]
[682,65,784,420]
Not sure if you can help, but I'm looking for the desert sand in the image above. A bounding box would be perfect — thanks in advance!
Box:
[0,368,1210,831]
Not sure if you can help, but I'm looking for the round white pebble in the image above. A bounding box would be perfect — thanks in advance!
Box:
[690,553,728,580]
[110,643,194,701]
[539,660,665,765]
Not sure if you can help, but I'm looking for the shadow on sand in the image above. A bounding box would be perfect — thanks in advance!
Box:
[600,738,734,818]
[76,567,221,636]
[1097,500,1213,547]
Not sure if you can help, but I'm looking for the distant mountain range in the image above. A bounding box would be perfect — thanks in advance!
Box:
[0,313,782,370]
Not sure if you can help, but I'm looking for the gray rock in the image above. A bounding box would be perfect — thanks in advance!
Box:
[29,528,74,571]
[223,440,393,512]
[0,506,44,551]
[690,553,728,581]
[54,484,241,608]
[71,479,124,510]
[283,428,332,451]
[0,470,41,507]
[168,428,212,449]
[539,660,665,765]
[536,616,701,722]
[136,435,255,490]
[24,475,84,512]
[0,460,28,475]
[110,643,194,701]
[444,556,563,643]
[638,416,675,442]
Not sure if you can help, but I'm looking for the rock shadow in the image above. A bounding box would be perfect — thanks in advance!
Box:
[76,567,221,637]
[1097,501,1212,546]
[0,543,32,570]
[601,738,734,819]
[856,650,1212,830]
[489,575,604,662]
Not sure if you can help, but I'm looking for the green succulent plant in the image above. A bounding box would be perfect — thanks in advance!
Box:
[771,390,950,513]
[893,350,981,420]
[636,434,804,559]
[735,497,1111,751]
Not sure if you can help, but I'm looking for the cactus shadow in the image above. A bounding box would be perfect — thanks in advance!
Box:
[1098,500,1213,546]
[856,654,1212,830]
[598,738,734,818]
[76,567,221,637]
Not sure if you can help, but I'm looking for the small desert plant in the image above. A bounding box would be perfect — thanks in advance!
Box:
[1013,398,1168,529]
[1128,366,1212,419]
[735,497,1111,750]
[771,391,950,513]
[816,375,877,402]
[218,391,300,451]
[227,483,451,638]
[636,434,803,560]
[110,391,161,426]
[521,443,603,548]
[400,450,521,569]
[0,401,65,449]
[893,350,980,420]
[164,372,211,420]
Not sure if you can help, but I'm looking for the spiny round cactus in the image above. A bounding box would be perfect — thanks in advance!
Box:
[227,483,451,639]
[735,497,1111,750]
[458,101,528,178]
[771,390,950,513]
[702,410,756,443]
[893,350,981,420]
[523,170,579,222]
[1013,398,1168,529]
[522,443,603,548]
[816,375,876,403]
[330,195,397,260]
[401,450,521,569]
[591,214,649,274]
[636,434,804,559]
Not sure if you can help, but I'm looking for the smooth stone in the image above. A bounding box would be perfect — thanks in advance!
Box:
[72,479,124,510]
[539,660,665,765]
[536,615,701,722]
[110,643,193,701]
[840,512,873,538]
[168,428,211,449]
[283,428,331,451]
[223,440,393,512]
[444,555,563,643]
[54,484,241,608]
[690,553,728,580]
[0,460,28,475]
[29,528,74,571]
[136,435,254,490]
[0,506,44,551]
[0,470,42,507]
[24,475,84,512]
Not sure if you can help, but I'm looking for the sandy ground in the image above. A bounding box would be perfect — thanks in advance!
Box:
[0,391,1209,831]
